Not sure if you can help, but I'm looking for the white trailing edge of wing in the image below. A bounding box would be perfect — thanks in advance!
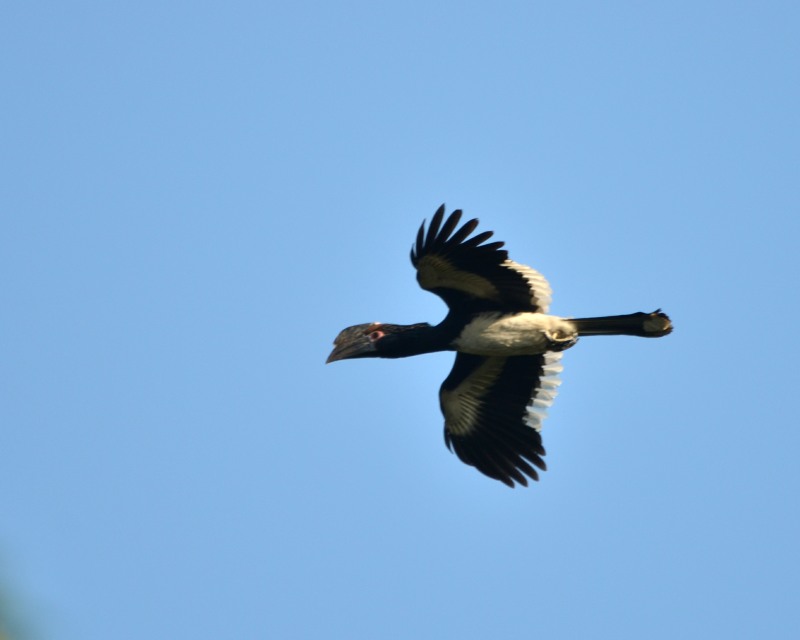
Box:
[524,352,564,432]
[502,259,553,312]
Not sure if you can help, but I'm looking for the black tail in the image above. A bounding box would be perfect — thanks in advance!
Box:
[572,310,672,338]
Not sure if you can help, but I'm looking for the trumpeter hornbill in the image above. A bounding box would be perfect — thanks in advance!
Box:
[327,205,672,487]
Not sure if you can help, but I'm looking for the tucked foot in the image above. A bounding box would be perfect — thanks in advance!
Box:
[544,329,578,352]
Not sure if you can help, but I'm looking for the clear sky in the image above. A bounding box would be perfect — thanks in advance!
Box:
[2,2,799,639]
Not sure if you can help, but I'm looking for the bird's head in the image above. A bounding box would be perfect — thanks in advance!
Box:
[326,322,387,363]
[326,322,434,363]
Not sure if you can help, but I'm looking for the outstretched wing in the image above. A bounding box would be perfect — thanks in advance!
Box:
[410,204,552,313]
[440,351,563,487]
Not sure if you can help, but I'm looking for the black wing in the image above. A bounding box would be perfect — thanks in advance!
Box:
[440,351,563,487]
[410,204,552,313]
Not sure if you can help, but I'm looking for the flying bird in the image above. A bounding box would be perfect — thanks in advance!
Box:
[327,205,672,487]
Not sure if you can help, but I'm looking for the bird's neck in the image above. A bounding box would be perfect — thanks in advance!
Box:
[379,322,457,358]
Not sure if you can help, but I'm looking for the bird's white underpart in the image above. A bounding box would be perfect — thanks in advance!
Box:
[453,312,577,356]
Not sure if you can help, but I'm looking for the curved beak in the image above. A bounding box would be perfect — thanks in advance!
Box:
[326,327,376,363]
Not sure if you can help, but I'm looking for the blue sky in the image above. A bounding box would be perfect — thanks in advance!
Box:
[2,2,799,638]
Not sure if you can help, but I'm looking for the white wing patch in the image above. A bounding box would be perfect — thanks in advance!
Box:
[416,255,500,299]
[440,357,505,437]
[502,260,552,312]
[524,352,563,432]
[441,352,564,437]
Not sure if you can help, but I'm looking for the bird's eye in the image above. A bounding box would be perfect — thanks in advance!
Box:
[368,330,384,342]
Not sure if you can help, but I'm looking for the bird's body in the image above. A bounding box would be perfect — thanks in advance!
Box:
[452,312,577,356]
[327,205,672,487]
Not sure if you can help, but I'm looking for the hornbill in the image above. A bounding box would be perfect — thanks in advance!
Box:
[327,205,672,487]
